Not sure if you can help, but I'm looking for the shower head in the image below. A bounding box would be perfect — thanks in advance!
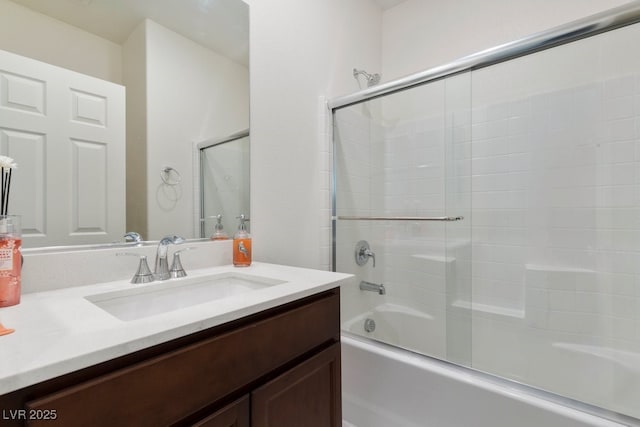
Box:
[353,68,381,87]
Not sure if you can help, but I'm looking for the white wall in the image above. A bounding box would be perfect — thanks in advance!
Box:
[246,0,382,269]
[381,0,634,82]
[0,0,122,83]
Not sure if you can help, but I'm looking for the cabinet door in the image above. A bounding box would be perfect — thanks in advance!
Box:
[192,395,250,427]
[251,343,341,427]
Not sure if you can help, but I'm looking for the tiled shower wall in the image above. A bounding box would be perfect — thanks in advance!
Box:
[471,73,640,340]
[334,104,377,320]
[470,24,640,351]
[469,30,640,414]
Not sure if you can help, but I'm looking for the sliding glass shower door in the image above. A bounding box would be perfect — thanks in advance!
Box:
[469,22,640,419]
[334,14,640,422]
[199,132,250,238]
[334,73,472,365]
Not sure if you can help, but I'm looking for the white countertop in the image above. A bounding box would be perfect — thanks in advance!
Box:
[0,262,352,395]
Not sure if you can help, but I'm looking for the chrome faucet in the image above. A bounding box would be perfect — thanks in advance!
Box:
[154,235,185,280]
[359,280,386,295]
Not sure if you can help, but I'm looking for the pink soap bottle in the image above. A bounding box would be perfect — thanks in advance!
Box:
[233,215,251,267]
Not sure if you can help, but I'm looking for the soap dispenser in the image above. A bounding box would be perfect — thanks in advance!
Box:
[233,214,251,267]
[210,214,229,241]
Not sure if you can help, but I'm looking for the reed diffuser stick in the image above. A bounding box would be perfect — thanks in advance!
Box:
[5,168,11,216]
[1,168,4,216]
[0,157,17,216]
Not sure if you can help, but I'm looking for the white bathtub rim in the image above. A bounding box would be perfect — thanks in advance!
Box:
[342,390,426,427]
[342,302,435,332]
[341,332,637,427]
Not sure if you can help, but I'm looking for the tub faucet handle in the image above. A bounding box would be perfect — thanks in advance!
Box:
[365,248,376,267]
[355,240,376,268]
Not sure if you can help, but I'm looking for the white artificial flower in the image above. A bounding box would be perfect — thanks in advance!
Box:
[0,156,17,169]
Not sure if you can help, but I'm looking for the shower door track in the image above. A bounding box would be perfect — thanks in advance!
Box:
[328,2,640,110]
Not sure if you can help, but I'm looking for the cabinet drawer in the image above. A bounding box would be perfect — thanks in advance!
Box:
[26,291,339,426]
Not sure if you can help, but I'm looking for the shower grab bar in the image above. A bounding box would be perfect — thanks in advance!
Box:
[335,215,463,222]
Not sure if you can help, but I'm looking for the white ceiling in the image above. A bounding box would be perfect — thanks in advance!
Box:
[371,0,407,11]
[8,0,249,66]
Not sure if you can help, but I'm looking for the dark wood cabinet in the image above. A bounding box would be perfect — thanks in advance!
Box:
[193,395,250,427]
[0,289,341,427]
[252,343,341,427]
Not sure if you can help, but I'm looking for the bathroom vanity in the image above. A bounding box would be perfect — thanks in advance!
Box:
[0,262,350,426]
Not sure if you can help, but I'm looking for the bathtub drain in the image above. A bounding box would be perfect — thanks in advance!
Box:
[364,318,376,333]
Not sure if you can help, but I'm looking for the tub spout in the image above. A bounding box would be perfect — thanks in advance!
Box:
[360,280,386,295]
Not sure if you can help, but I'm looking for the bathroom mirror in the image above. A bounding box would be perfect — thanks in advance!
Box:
[0,0,249,248]
[198,130,250,239]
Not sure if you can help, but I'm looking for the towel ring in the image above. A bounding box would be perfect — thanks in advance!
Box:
[160,166,181,186]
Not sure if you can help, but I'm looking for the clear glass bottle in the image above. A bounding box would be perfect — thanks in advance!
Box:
[210,214,229,240]
[233,214,251,267]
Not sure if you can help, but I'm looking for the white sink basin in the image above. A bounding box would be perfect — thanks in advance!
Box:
[85,272,286,321]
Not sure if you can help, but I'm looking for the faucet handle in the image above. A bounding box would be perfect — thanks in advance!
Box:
[124,231,142,243]
[355,240,376,268]
[169,247,196,279]
[364,248,376,267]
[117,252,154,284]
[160,235,185,245]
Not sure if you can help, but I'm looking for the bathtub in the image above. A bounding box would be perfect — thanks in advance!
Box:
[341,302,443,358]
[341,333,635,427]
